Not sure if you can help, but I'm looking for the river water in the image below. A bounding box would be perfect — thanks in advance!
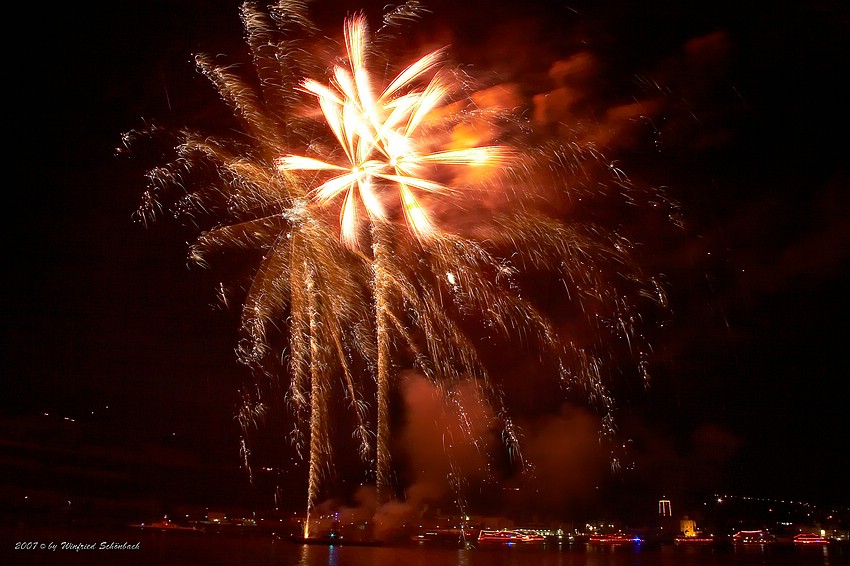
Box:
[5,526,848,566]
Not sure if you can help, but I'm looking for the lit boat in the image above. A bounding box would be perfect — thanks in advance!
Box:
[732,530,774,544]
[129,517,202,533]
[588,533,643,546]
[294,535,383,546]
[477,530,546,544]
[411,529,473,543]
[674,534,715,545]
[793,533,829,545]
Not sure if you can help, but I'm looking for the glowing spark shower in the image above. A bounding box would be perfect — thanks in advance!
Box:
[127,0,679,541]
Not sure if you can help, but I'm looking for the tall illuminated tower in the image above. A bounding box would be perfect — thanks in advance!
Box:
[659,498,672,517]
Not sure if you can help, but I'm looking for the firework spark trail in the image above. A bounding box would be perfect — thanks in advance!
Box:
[305,264,327,538]
[128,0,676,536]
[372,224,395,504]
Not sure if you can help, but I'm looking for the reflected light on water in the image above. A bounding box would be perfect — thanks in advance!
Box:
[287,541,845,566]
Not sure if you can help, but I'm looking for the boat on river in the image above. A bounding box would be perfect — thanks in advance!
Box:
[587,533,643,546]
[794,533,829,545]
[129,517,202,533]
[477,529,546,544]
[675,534,716,545]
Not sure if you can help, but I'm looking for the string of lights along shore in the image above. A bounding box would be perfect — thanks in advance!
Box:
[128,1,679,540]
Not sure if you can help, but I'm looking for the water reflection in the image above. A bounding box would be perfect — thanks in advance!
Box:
[287,539,845,566]
[296,543,341,566]
[298,543,325,566]
[298,543,311,566]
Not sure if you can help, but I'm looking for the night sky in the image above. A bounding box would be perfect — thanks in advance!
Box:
[4,0,849,522]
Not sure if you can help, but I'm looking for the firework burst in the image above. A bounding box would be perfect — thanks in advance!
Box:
[278,14,510,248]
[126,0,677,538]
